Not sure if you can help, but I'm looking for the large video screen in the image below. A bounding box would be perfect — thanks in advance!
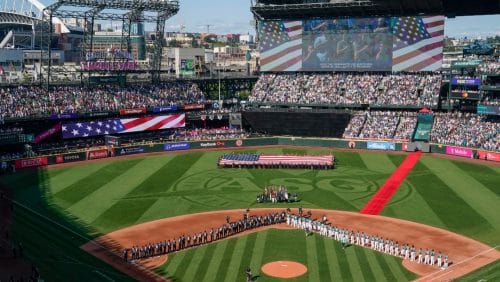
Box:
[259,16,444,72]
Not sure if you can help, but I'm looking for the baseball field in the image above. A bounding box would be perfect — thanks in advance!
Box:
[1,147,499,281]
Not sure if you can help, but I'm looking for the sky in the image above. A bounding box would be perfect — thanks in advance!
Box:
[38,0,500,38]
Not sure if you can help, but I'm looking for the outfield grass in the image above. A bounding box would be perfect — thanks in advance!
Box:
[157,229,417,282]
[1,148,499,280]
[456,259,500,282]
[381,156,500,246]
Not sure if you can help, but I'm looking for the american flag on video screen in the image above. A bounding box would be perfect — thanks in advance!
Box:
[259,21,303,72]
[392,16,445,72]
[62,114,185,139]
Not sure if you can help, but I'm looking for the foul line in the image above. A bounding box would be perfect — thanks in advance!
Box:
[416,245,500,282]
[4,195,158,280]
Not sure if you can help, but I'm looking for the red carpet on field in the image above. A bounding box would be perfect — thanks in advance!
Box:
[360,151,422,215]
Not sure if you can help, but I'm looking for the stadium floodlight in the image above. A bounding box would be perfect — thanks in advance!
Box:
[40,0,179,88]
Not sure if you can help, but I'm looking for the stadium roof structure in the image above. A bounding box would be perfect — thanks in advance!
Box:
[46,0,179,21]
[39,0,180,87]
[251,0,500,20]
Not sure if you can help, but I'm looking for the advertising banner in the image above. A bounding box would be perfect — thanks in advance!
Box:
[50,113,78,120]
[153,105,178,113]
[80,61,138,71]
[199,141,226,148]
[477,105,500,116]
[88,112,110,118]
[118,146,145,156]
[451,78,481,86]
[367,141,396,151]
[183,104,205,110]
[163,142,191,151]
[451,60,482,68]
[119,108,147,116]
[55,153,85,164]
[15,157,48,169]
[477,151,500,162]
[180,59,194,76]
[402,143,408,151]
[87,149,110,160]
[445,146,473,158]
[34,123,62,144]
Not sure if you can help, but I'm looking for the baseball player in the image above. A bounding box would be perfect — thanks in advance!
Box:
[437,251,442,267]
[418,248,423,263]
[410,245,416,261]
[424,249,430,264]
[430,250,435,266]
[405,244,410,260]
[443,254,448,269]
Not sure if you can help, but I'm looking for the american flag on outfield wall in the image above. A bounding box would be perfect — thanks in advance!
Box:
[259,21,303,72]
[392,16,445,72]
[62,114,185,139]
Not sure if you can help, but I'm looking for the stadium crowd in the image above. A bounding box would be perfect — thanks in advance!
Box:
[250,73,442,107]
[343,111,417,141]
[478,60,500,74]
[430,112,499,151]
[0,82,206,119]
[124,211,286,261]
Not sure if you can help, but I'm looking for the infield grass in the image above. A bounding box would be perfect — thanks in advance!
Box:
[157,229,417,282]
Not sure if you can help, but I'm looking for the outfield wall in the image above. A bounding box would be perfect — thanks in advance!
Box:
[3,137,499,171]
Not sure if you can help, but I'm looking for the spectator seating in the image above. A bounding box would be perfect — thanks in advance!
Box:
[0,82,206,119]
[250,73,442,107]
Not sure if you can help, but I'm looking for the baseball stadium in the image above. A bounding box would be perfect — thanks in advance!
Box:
[0,0,500,281]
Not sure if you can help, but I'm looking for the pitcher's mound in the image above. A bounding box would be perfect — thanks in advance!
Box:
[261,261,308,278]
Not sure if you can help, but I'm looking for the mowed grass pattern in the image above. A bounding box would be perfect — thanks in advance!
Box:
[2,148,499,281]
[46,149,405,233]
[158,229,417,282]
[35,149,500,246]
[382,156,500,246]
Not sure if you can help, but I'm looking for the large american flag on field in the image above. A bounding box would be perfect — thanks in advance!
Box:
[219,154,334,166]
[62,114,185,139]
[391,16,445,72]
[259,20,303,72]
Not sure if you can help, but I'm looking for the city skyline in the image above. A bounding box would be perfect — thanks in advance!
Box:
[37,0,500,38]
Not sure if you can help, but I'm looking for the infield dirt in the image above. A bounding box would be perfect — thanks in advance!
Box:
[83,208,500,282]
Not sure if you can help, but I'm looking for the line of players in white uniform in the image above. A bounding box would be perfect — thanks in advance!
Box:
[286,214,450,269]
